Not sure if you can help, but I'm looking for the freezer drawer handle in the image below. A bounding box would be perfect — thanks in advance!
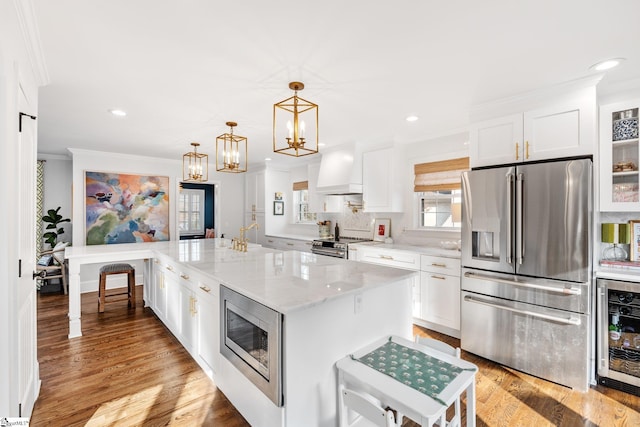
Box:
[464,295,581,325]
[463,272,581,295]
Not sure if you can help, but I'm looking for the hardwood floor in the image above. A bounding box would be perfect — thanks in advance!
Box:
[31,289,640,426]
[31,288,249,426]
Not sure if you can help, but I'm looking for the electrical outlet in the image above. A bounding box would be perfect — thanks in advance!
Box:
[354,293,363,314]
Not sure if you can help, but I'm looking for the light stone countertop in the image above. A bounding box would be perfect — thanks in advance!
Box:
[66,238,416,314]
[349,241,462,259]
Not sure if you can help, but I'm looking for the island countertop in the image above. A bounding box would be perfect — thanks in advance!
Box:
[66,238,417,314]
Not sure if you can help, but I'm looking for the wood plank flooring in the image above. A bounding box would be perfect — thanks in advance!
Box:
[31,290,640,426]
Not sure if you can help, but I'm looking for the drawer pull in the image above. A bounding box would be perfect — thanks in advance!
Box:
[287,243,294,246]
[267,239,274,243]
[431,275,446,280]
[379,255,394,260]
[180,274,190,280]
[431,263,447,268]
[199,285,211,293]
[166,265,174,271]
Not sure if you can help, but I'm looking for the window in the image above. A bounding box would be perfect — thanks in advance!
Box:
[179,188,205,236]
[413,157,468,229]
[417,189,461,228]
[293,189,317,223]
[292,181,316,223]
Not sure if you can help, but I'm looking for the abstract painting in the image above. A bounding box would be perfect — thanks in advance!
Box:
[85,171,170,245]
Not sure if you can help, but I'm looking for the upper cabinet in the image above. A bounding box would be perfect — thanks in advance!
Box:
[362,147,403,212]
[245,170,265,213]
[470,84,596,168]
[600,100,640,212]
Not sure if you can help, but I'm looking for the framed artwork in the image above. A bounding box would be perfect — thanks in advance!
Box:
[274,201,284,215]
[274,192,283,200]
[631,220,640,261]
[373,218,391,242]
[85,171,170,245]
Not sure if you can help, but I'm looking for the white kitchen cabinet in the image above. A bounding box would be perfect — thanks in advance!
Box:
[245,170,265,213]
[179,274,198,351]
[599,100,640,211]
[152,259,167,321]
[419,255,460,337]
[243,212,265,245]
[164,263,182,335]
[151,256,221,379]
[264,236,313,252]
[362,148,403,212]
[195,280,219,377]
[470,90,595,168]
[354,245,421,318]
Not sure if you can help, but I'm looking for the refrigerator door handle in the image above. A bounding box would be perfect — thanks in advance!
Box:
[506,173,513,265]
[463,295,582,325]
[463,271,582,295]
[516,172,524,265]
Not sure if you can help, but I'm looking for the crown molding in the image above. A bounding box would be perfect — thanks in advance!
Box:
[14,0,50,86]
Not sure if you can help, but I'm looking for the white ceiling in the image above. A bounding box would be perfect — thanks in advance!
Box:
[33,0,640,169]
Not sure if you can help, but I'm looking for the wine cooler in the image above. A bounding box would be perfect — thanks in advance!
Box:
[597,278,640,395]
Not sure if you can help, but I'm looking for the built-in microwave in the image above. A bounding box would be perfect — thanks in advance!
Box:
[220,285,284,406]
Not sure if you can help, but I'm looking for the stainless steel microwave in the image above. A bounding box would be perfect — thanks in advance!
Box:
[220,285,284,406]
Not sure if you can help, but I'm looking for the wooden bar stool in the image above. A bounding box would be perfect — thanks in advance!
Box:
[98,263,135,313]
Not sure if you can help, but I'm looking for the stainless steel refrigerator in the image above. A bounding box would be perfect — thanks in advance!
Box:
[461,157,592,391]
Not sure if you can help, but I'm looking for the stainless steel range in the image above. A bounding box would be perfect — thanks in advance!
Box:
[310,237,372,259]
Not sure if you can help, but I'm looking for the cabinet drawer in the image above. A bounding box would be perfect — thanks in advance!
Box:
[420,255,460,276]
[360,249,420,271]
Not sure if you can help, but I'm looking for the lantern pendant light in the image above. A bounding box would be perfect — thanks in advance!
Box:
[273,81,318,157]
[216,121,247,173]
[182,142,208,182]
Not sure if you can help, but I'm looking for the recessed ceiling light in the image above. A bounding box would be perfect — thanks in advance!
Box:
[108,109,127,117]
[406,115,419,122]
[590,58,625,72]
[264,157,272,161]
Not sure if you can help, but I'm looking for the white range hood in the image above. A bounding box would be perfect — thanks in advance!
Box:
[315,142,363,194]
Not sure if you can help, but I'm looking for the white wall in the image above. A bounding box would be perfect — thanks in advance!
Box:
[69,148,244,291]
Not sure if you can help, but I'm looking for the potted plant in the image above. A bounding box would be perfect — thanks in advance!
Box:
[42,207,70,247]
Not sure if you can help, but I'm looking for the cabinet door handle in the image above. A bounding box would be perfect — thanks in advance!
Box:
[267,239,274,243]
[286,243,294,246]
[166,265,174,271]
[180,274,189,280]
[525,141,530,159]
[515,142,519,160]
[199,285,211,293]
[431,275,446,280]
[431,263,446,268]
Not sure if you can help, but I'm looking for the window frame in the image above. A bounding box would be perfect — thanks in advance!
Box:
[179,188,206,236]
[293,189,317,224]
[414,189,462,230]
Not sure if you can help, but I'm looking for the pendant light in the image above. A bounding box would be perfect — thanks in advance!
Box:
[182,142,208,182]
[216,121,247,173]
[273,81,318,157]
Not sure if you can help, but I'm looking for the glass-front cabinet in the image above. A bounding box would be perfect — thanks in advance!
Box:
[600,100,640,211]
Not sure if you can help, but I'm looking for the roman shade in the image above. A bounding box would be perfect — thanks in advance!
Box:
[414,157,469,192]
[292,181,309,191]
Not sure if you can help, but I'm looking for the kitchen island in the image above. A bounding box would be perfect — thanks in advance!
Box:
[65,238,416,426]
